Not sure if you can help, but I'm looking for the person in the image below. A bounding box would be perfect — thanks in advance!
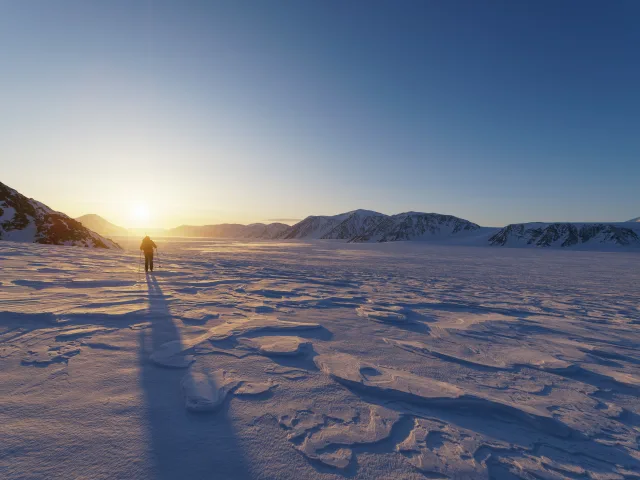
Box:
[140,236,157,272]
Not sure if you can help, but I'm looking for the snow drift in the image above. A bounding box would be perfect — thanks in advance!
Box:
[2,238,639,479]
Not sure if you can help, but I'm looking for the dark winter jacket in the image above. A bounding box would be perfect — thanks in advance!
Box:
[140,236,157,254]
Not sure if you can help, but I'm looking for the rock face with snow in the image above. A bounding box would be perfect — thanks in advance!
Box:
[280,211,358,239]
[0,182,120,249]
[76,214,128,237]
[628,217,640,222]
[489,222,640,248]
[280,210,479,243]
[350,212,481,242]
[321,210,387,239]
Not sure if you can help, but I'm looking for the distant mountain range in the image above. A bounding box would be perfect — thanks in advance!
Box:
[161,211,640,249]
[0,182,120,249]
[1,181,638,250]
[79,209,484,244]
[169,222,290,239]
[76,214,129,237]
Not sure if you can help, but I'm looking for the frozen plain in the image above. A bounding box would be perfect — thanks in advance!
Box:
[1,238,639,480]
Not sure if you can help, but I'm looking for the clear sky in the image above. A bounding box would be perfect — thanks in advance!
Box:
[1,1,639,228]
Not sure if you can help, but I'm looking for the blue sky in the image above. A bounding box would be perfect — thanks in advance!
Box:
[1,1,638,227]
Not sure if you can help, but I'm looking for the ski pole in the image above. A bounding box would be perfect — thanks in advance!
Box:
[138,250,142,281]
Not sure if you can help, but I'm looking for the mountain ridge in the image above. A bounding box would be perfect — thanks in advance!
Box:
[76,214,128,237]
[168,222,290,239]
[349,212,481,243]
[4,179,637,251]
[489,222,640,248]
[0,182,120,249]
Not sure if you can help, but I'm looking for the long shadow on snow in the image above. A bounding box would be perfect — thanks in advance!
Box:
[138,274,252,479]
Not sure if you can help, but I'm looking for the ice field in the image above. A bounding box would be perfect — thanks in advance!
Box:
[1,239,639,479]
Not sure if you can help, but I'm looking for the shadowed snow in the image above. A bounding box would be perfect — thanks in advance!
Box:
[1,238,639,479]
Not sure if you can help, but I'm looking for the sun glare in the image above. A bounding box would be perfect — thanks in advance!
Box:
[131,204,151,226]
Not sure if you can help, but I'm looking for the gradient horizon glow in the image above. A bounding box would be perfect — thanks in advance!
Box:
[2,1,639,228]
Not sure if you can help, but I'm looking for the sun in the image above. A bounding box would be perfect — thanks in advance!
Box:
[131,204,151,226]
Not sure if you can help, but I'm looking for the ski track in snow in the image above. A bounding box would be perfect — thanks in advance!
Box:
[1,238,640,480]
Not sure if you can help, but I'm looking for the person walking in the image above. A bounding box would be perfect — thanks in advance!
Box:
[140,236,157,273]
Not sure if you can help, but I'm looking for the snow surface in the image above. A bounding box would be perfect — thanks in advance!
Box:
[1,238,640,479]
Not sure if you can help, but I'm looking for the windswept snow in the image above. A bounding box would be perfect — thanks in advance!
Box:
[238,336,312,356]
[181,370,237,411]
[1,238,639,479]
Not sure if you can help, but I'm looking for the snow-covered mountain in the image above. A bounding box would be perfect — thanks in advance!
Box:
[243,223,291,239]
[280,209,390,240]
[280,211,355,239]
[169,222,289,239]
[279,210,480,243]
[319,210,387,239]
[350,212,481,242]
[627,217,640,222]
[0,182,120,249]
[489,222,640,248]
[76,214,128,237]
